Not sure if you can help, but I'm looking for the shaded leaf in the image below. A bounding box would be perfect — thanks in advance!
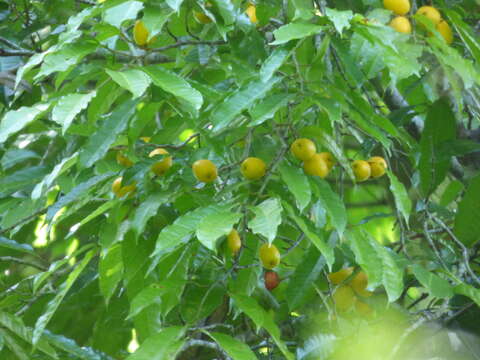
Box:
[412,264,453,298]
[311,178,347,235]
[454,175,480,246]
[99,244,123,304]
[387,171,412,225]
[206,331,257,360]
[126,326,185,360]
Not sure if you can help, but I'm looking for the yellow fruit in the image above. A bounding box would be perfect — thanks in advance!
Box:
[98,0,107,3]
[328,267,354,285]
[112,177,136,198]
[318,152,336,170]
[192,159,218,183]
[290,138,316,161]
[383,0,410,15]
[227,229,241,256]
[194,11,213,24]
[437,20,453,44]
[333,285,357,312]
[259,243,280,269]
[352,160,371,182]
[246,4,258,23]
[133,20,149,46]
[116,152,134,167]
[351,272,373,298]
[149,148,172,176]
[140,137,151,143]
[355,300,374,317]
[240,157,266,180]
[416,6,442,25]
[368,156,388,178]
[389,16,412,33]
[303,153,329,178]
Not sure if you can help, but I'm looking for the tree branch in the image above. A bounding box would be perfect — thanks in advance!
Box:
[150,40,226,53]
[0,48,34,57]
[0,207,49,235]
[0,256,48,271]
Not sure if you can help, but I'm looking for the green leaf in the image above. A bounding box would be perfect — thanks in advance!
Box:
[0,237,36,256]
[43,331,112,360]
[32,153,78,199]
[286,246,325,310]
[387,171,412,225]
[419,98,456,195]
[206,332,257,360]
[271,23,324,45]
[211,77,281,132]
[325,8,353,35]
[106,69,151,98]
[248,198,282,243]
[374,243,403,302]
[126,326,185,360]
[0,328,29,360]
[141,65,203,112]
[143,5,174,37]
[0,103,49,143]
[166,0,184,12]
[52,92,96,133]
[76,200,118,229]
[99,244,123,304]
[283,201,334,268]
[278,162,311,212]
[0,166,48,197]
[311,179,347,235]
[347,228,383,287]
[249,93,294,126]
[196,210,242,251]
[33,250,95,346]
[412,264,453,298]
[1,149,39,170]
[131,193,170,237]
[292,0,315,20]
[79,99,138,168]
[454,175,480,246]
[259,46,292,82]
[454,283,480,307]
[127,284,163,319]
[446,10,480,63]
[440,180,464,207]
[104,1,143,28]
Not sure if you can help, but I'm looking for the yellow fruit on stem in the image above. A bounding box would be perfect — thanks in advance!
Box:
[416,6,442,25]
[351,271,373,298]
[436,20,453,44]
[246,4,258,23]
[241,157,266,180]
[192,159,218,183]
[352,160,371,182]
[112,177,136,198]
[389,16,412,34]
[259,243,280,269]
[227,229,241,256]
[368,156,388,178]
[333,285,357,312]
[116,152,134,167]
[290,138,316,161]
[194,11,213,24]
[133,20,149,46]
[328,267,354,285]
[383,0,410,15]
[303,153,329,178]
[149,148,172,176]
[318,152,336,170]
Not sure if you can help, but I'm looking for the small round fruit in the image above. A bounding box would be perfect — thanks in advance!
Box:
[416,6,441,25]
[264,271,280,291]
[351,271,373,298]
[246,4,258,23]
[383,0,410,15]
[149,148,172,176]
[318,152,336,170]
[437,20,453,44]
[352,160,371,182]
[333,285,357,312]
[192,159,218,183]
[227,229,241,256]
[291,138,316,161]
[328,267,354,285]
[241,157,266,180]
[355,300,374,317]
[368,156,388,178]
[303,154,329,178]
[133,20,149,46]
[389,16,412,34]
[116,152,134,167]
[194,11,213,24]
[112,177,136,198]
[259,243,280,269]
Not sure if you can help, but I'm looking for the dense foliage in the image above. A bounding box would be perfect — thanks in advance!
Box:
[1,0,480,359]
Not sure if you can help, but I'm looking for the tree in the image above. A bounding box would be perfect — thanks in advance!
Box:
[1,0,480,358]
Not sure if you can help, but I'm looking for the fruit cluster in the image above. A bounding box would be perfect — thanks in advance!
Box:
[385,0,453,44]
[328,267,374,316]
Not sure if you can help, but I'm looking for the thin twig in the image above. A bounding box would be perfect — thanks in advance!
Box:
[140,133,200,150]
[150,40,226,53]
[0,207,49,235]
[0,256,47,271]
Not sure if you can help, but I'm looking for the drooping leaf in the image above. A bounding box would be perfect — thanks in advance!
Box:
[325,8,353,35]
[106,69,151,98]
[311,178,347,235]
[278,162,311,212]
[99,244,123,304]
[373,243,404,302]
[196,210,242,251]
[0,237,37,256]
[205,331,257,360]
[0,104,49,143]
[51,92,96,133]
[454,175,480,246]
[454,283,480,307]
[127,284,163,319]
[412,264,453,299]
[271,23,324,45]
[249,93,294,126]
[259,46,292,82]
[387,171,412,225]
[131,193,170,237]
[126,326,185,360]
[248,198,282,244]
